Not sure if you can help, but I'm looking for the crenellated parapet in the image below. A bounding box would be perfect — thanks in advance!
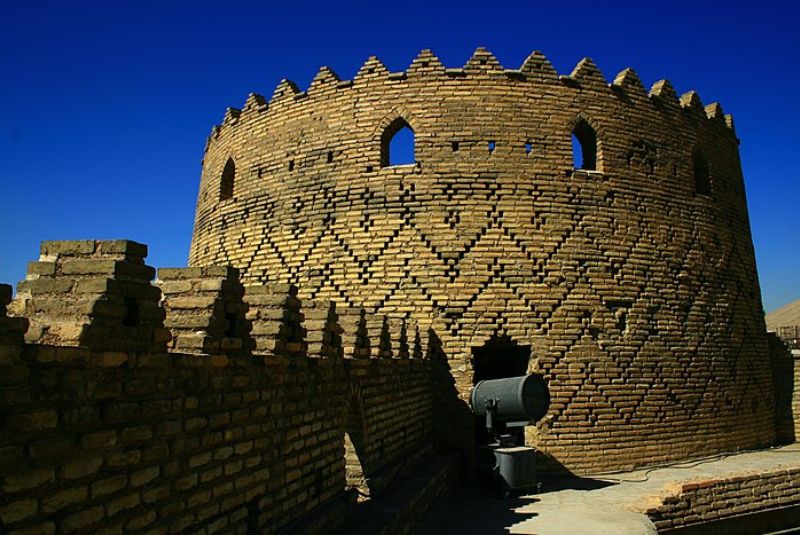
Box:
[202,48,736,160]
[0,240,439,533]
[0,239,441,534]
[4,240,428,366]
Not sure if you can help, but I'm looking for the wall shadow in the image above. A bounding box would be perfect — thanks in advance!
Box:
[416,484,540,535]
[427,328,476,470]
[768,332,796,444]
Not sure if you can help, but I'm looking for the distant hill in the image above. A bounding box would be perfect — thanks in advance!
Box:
[766,298,800,331]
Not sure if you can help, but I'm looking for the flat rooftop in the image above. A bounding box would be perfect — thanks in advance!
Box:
[418,443,800,534]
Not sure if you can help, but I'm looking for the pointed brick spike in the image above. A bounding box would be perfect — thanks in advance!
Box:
[724,113,736,131]
[464,47,503,72]
[569,57,607,87]
[223,107,242,125]
[649,79,679,105]
[519,50,558,81]
[354,56,389,81]
[205,126,221,151]
[680,90,704,112]
[705,102,724,120]
[309,66,341,89]
[270,79,301,103]
[242,93,267,114]
[408,49,445,74]
[612,68,647,98]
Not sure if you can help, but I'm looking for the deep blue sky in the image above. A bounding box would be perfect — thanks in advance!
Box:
[1,1,798,312]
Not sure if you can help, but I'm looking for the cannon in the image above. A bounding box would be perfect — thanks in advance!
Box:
[469,374,550,495]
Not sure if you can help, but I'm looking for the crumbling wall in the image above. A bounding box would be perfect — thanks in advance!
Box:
[0,240,441,535]
[188,48,774,473]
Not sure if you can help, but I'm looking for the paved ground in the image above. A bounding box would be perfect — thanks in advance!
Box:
[417,443,800,534]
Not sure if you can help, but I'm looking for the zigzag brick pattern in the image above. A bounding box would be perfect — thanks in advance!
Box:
[189,48,774,473]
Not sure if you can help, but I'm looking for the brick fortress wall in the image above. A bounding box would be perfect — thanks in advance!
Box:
[189,48,774,473]
[0,240,443,534]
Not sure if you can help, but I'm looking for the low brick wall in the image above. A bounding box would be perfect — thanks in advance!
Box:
[0,240,449,534]
[0,347,348,534]
[645,467,800,532]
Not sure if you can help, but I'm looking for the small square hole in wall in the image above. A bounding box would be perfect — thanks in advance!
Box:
[452,141,459,152]
[288,160,295,172]
[225,312,237,337]
[488,141,496,153]
[525,142,532,155]
[366,165,373,173]
[327,151,334,163]
[123,298,140,327]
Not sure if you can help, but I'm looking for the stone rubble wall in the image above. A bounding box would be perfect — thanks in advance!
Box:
[189,48,774,473]
[0,240,441,535]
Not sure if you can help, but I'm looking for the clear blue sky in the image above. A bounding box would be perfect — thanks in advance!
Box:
[1,0,798,312]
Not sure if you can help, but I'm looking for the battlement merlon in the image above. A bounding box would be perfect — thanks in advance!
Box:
[9,239,170,353]
[157,266,250,356]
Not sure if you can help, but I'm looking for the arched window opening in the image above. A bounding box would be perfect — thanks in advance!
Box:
[572,120,597,171]
[219,157,235,200]
[693,148,711,195]
[381,118,415,167]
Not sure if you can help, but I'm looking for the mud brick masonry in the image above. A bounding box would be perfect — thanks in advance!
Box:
[1,240,441,533]
[190,48,775,471]
[0,48,796,534]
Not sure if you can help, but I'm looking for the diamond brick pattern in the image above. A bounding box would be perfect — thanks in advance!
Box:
[189,49,774,473]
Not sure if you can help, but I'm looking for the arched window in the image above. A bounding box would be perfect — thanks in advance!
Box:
[220,157,235,200]
[693,148,711,195]
[572,120,597,171]
[381,118,415,167]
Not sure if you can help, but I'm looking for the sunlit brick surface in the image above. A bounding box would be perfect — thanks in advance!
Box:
[190,49,774,473]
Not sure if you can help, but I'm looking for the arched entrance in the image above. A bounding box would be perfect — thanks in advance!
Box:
[470,335,531,446]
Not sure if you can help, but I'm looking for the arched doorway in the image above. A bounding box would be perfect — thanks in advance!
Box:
[470,335,531,445]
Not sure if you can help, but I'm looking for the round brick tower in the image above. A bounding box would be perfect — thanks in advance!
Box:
[189,48,774,473]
